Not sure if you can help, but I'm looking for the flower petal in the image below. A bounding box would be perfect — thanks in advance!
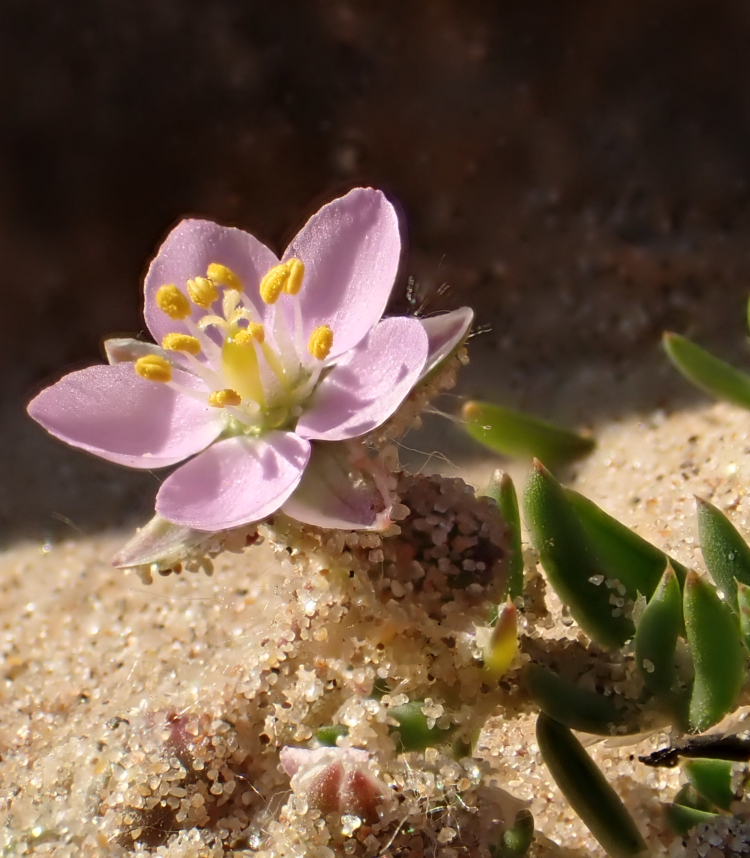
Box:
[282,441,391,530]
[156,432,310,530]
[296,316,428,442]
[27,363,223,468]
[283,188,401,357]
[419,307,474,379]
[144,219,279,345]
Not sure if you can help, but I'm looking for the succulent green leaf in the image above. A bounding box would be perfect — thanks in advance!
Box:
[526,664,630,735]
[485,471,524,599]
[664,802,720,836]
[696,495,750,611]
[315,725,349,747]
[388,701,455,752]
[463,400,594,466]
[684,571,746,732]
[523,461,634,648]
[684,758,735,811]
[566,489,688,598]
[634,566,682,706]
[672,784,716,813]
[536,713,647,857]
[663,332,750,409]
[497,809,535,858]
[738,581,750,651]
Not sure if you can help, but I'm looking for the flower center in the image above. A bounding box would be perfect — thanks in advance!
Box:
[135,259,334,435]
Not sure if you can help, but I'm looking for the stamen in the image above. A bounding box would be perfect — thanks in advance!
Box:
[207,262,242,291]
[162,333,201,355]
[283,258,305,294]
[208,389,241,408]
[247,322,265,343]
[134,354,172,383]
[259,262,288,304]
[187,276,218,309]
[156,285,191,320]
[308,325,334,361]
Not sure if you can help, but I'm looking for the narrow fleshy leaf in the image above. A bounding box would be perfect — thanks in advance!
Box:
[462,401,594,465]
[485,471,524,599]
[566,489,688,598]
[316,725,349,747]
[536,714,647,858]
[663,332,750,408]
[387,701,455,752]
[484,600,518,680]
[634,566,683,709]
[524,461,634,648]
[497,809,535,858]
[738,581,750,651]
[526,664,628,735]
[664,802,720,836]
[684,758,735,811]
[696,495,750,611]
[684,571,745,732]
[672,784,716,813]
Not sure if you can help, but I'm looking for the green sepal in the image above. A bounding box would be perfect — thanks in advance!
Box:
[634,565,682,708]
[388,701,455,752]
[495,809,534,858]
[664,801,720,836]
[536,714,647,857]
[315,725,349,747]
[696,495,750,611]
[484,471,524,599]
[684,758,736,811]
[684,571,746,732]
[738,581,750,651]
[566,489,688,598]
[525,664,630,735]
[463,401,594,466]
[663,332,750,409]
[524,461,634,648]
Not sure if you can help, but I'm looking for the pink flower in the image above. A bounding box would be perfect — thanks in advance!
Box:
[28,189,473,532]
[280,746,387,823]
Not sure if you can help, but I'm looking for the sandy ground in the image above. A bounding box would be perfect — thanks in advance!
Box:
[7,348,750,855]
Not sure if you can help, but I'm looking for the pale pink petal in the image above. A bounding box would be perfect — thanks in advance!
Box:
[282,442,391,530]
[296,317,428,442]
[156,432,310,530]
[419,307,474,379]
[282,188,401,358]
[144,219,279,345]
[27,363,223,468]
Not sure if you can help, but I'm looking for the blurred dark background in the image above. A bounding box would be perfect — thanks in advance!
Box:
[5,0,750,542]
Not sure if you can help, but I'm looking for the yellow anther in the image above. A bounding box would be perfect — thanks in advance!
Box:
[207,262,242,291]
[283,258,305,295]
[308,325,334,361]
[232,329,252,346]
[259,262,288,304]
[162,333,201,355]
[186,276,218,308]
[134,354,172,383]
[247,322,265,342]
[155,284,191,320]
[208,389,242,408]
